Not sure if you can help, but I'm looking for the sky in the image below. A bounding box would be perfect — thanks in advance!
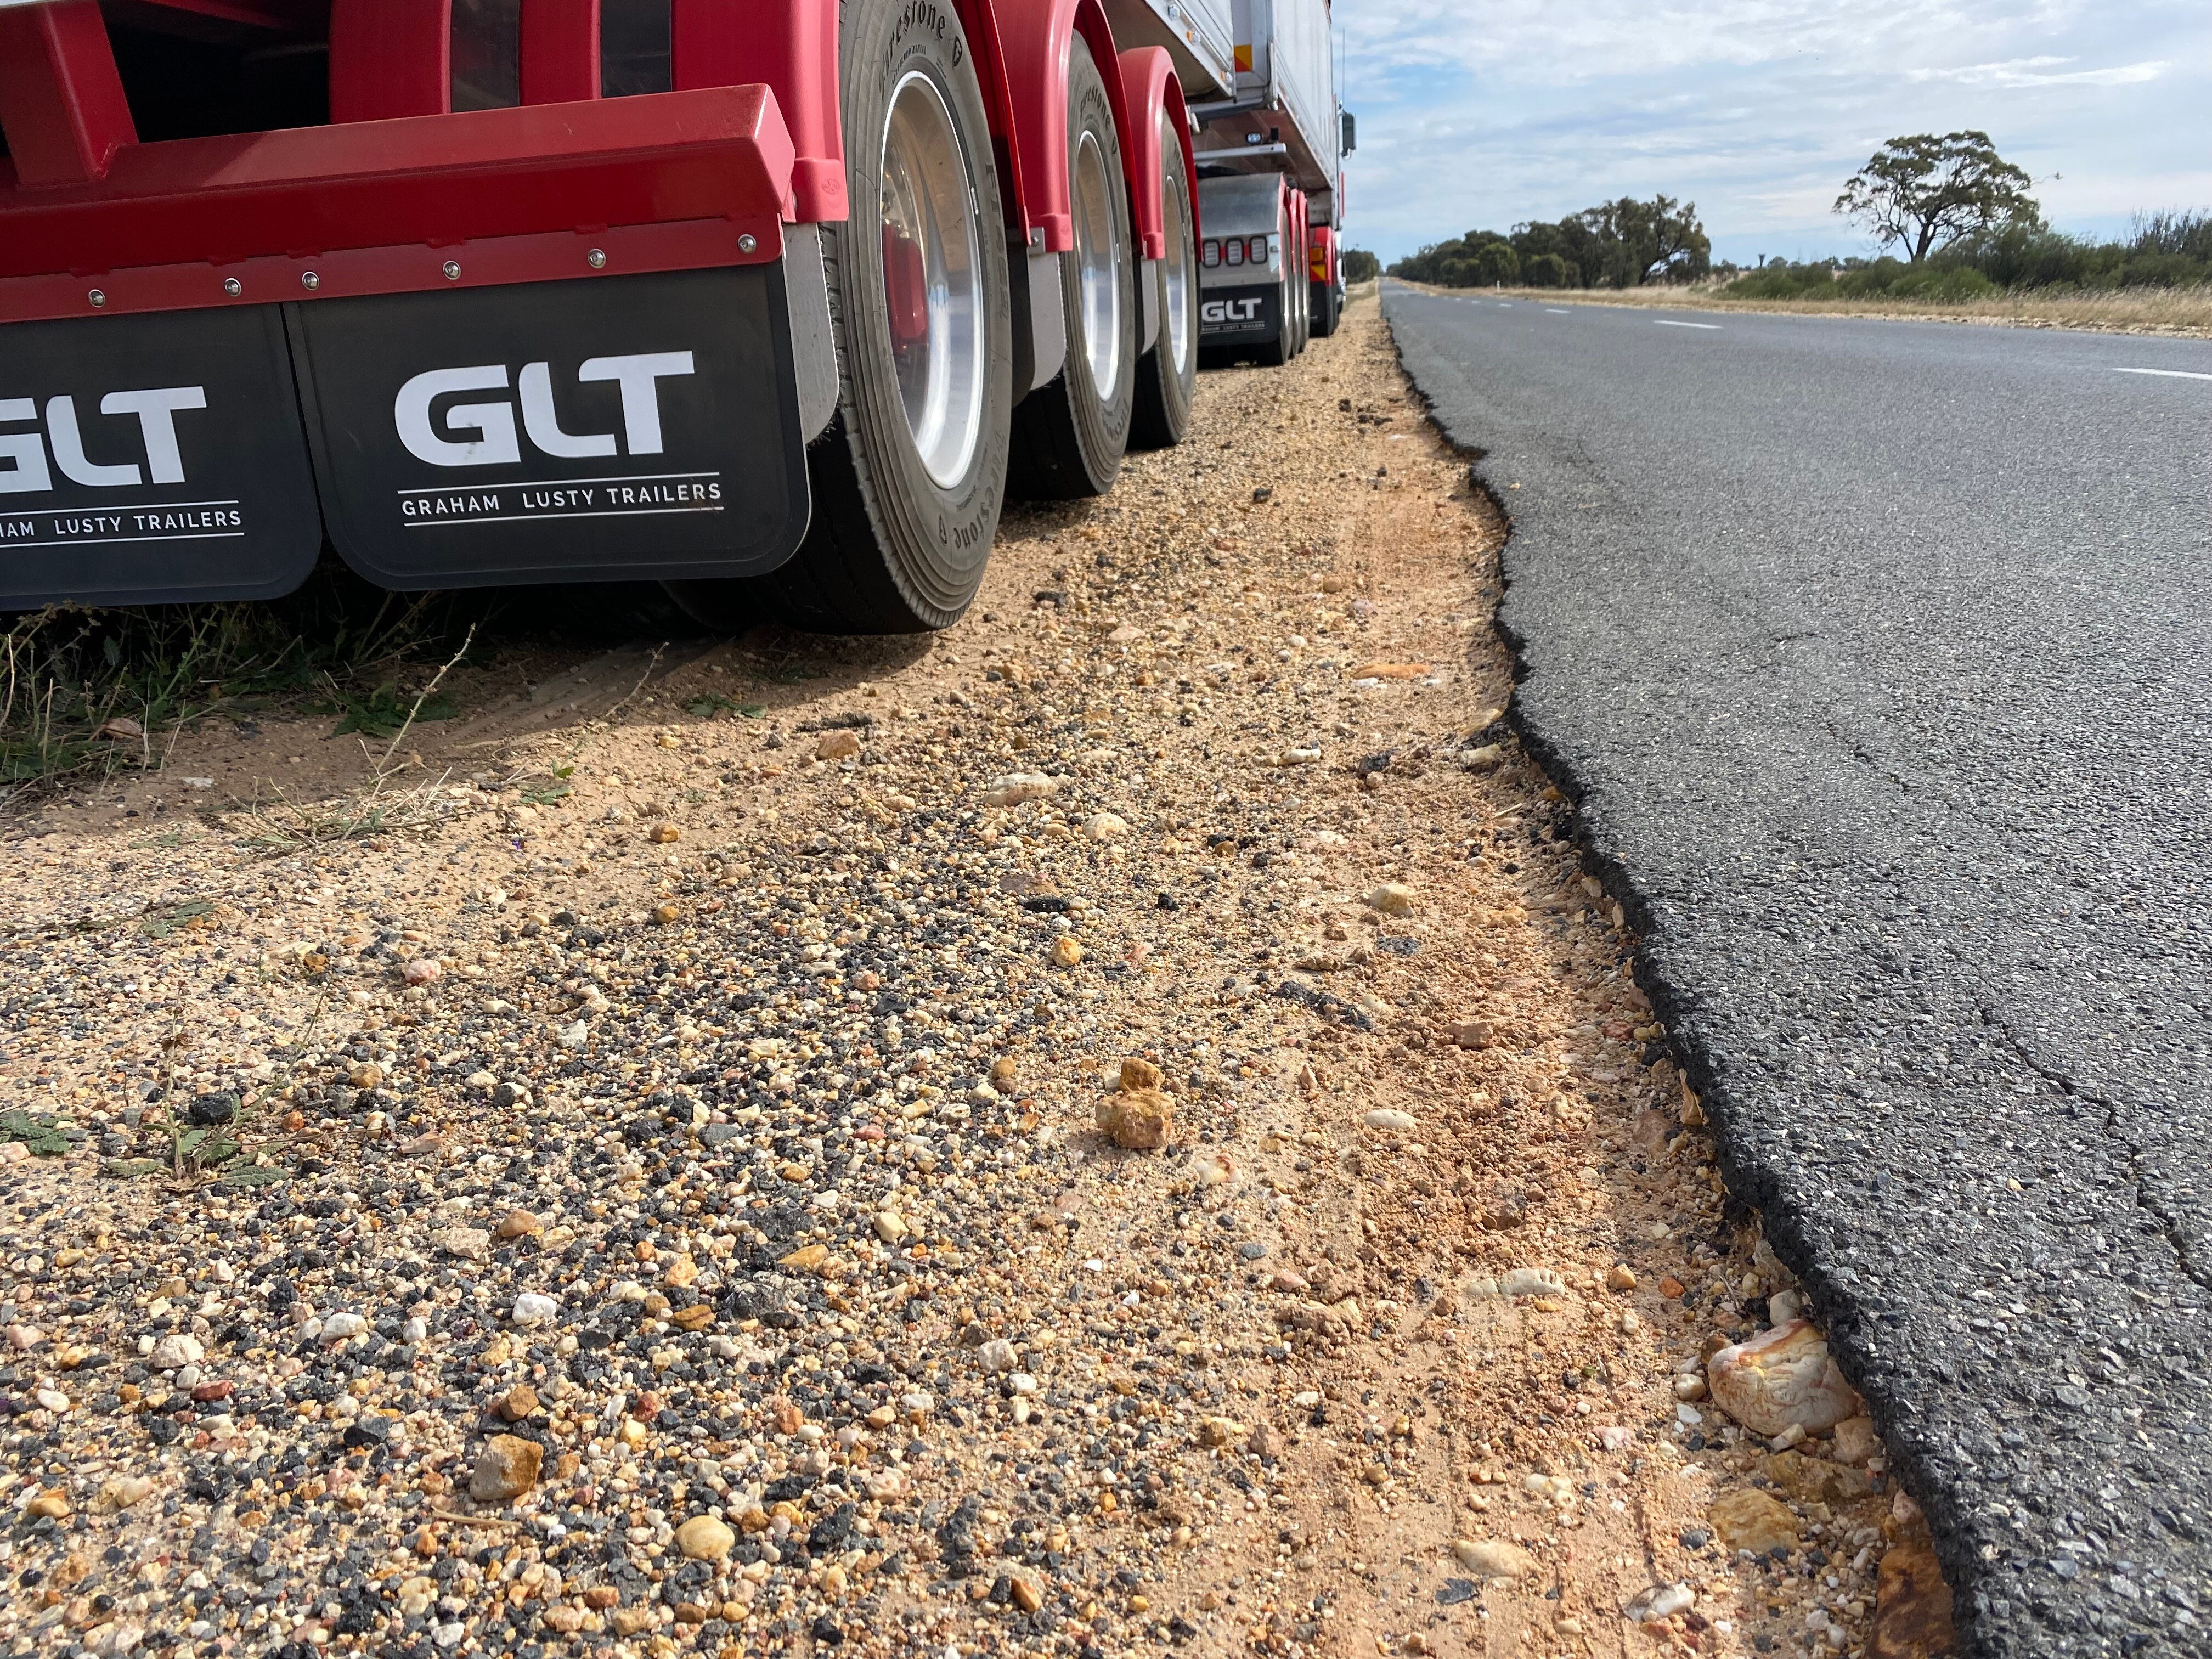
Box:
[1334,1,2212,267]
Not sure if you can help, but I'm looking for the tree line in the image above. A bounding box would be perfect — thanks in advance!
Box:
[1388,196,1711,289]
[1385,133,2208,299]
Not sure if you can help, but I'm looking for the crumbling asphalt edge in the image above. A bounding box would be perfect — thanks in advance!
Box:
[1381,298,1993,1654]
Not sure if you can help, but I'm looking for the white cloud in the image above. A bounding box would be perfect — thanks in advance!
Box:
[1345,0,1986,83]
[1907,58,2169,87]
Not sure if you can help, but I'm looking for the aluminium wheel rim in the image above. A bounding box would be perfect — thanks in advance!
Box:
[879,70,986,489]
[1073,129,1123,396]
[1160,120,1193,375]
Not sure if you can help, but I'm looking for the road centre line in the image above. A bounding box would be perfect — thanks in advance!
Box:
[2112,366,2212,381]
[1544,308,1572,314]
[1655,320,1722,330]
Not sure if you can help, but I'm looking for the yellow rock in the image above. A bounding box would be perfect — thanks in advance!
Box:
[1451,1537,1535,1578]
[675,1515,736,1562]
[815,730,862,760]
[348,1062,385,1090]
[497,1384,539,1423]
[1096,1088,1173,1150]
[1049,935,1084,968]
[96,1476,153,1513]
[779,1243,830,1273]
[1874,1536,1957,1659]
[1763,1450,1876,1503]
[1363,882,1417,916]
[1119,1057,1163,1091]
[468,1435,543,1503]
[650,822,682,843]
[1709,1488,1801,1556]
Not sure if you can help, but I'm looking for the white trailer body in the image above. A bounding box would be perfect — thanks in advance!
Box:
[1102,0,1240,100]
[1190,0,1342,228]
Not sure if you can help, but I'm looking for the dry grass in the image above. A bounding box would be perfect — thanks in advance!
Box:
[1397,278,2212,337]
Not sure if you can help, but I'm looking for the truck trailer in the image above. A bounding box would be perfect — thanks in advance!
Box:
[0,0,1345,631]
[1191,0,1347,364]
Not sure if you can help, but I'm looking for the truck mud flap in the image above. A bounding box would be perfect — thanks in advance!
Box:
[1199,282,1282,346]
[287,266,810,590]
[0,307,323,611]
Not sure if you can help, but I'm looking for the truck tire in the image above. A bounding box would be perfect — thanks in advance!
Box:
[1006,36,1137,499]
[1252,257,1293,368]
[1129,110,1198,450]
[1310,274,1340,338]
[668,0,1012,635]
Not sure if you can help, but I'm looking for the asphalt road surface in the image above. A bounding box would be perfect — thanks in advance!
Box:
[1386,283,2212,1659]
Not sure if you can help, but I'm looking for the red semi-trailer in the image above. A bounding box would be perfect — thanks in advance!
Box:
[0,0,1227,630]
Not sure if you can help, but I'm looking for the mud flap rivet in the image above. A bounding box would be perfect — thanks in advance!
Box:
[223,278,242,297]
[301,272,321,291]
[443,261,462,281]
[88,289,106,308]
[588,248,607,270]
[737,234,758,254]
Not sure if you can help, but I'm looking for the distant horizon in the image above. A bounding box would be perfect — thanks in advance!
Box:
[1332,1,2210,272]
[1352,210,2179,273]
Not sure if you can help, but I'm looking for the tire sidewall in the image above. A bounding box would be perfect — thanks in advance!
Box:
[1151,114,1198,431]
[1159,119,1194,407]
[830,2,1013,618]
[1060,38,1138,451]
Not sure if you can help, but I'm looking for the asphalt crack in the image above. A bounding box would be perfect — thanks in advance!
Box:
[1977,999,2212,1295]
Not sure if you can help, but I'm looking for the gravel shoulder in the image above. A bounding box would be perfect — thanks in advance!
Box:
[1,296,1941,1659]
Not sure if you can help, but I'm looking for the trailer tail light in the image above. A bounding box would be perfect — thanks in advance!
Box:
[1249,235,1272,266]
[1224,239,1244,267]
[1202,239,1221,268]
[1310,242,1329,279]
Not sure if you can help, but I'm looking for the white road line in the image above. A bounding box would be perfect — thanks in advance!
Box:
[1543,308,1572,314]
[1655,320,1722,330]
[2112,366,2212,381]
